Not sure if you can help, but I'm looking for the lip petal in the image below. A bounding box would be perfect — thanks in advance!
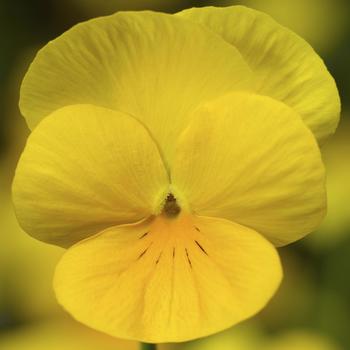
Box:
[54,213,281,342]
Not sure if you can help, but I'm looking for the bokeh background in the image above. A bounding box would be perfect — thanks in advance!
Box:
[0,0,349,349]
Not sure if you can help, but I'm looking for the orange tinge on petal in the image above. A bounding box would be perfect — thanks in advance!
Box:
[54,209,282,342]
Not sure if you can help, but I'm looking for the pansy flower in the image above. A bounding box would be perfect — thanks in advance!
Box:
[12,6,340,343]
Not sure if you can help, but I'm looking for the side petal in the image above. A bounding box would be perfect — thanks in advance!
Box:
[20,11,252,166]
[54,213,281,343]
[12,104,169,247]
[177,6,341,143]
[171,92,326,246]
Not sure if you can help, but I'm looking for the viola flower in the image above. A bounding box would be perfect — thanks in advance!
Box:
[12,6,339,343]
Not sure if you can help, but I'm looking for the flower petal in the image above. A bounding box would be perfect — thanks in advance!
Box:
[171,92,326,246]
[54,213,281,342]
[20,11,252,166]
[177,6,341,143]
[12,104,169,247]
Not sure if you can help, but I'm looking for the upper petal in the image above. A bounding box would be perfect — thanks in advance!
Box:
[20,10,252,167]
[177,6,341,144]
[54,213,281,342]
[12,104,169,247]
[171,92,326,246]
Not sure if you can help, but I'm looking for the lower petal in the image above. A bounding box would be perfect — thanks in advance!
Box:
[54,213,282,342]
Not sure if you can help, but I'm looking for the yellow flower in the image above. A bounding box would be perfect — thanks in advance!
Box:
[12,6,339,343]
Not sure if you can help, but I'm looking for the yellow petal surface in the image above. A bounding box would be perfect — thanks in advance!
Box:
[12,104,169,247]
[20,11,252,166]
[177,6,340,144]
[171,92,326,246]
[54,213,281,342]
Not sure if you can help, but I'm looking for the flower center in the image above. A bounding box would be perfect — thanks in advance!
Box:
[162,193,181,218]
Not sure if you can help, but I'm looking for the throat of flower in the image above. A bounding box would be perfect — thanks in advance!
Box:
[137,210,208,272]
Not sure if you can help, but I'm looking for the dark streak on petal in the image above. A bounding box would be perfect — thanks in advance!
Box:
[156,252,162,265]
[185,248,192,269]
[139,232,149,239]
[137,243,152,260]
[195,240,208,256]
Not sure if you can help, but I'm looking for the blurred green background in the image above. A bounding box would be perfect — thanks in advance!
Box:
[0,0,349,349]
